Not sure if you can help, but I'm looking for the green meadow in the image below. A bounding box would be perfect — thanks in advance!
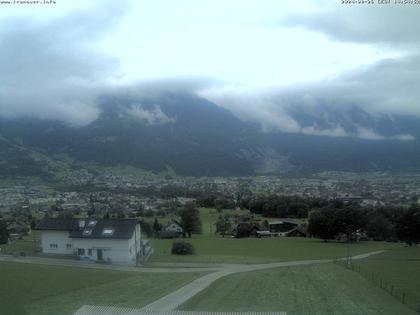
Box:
[0,262,204,315]
[353,246,420,312]
[149,236,399,263]
[2,207,419,315]
[179,262,416,315]
[149,208,399,263]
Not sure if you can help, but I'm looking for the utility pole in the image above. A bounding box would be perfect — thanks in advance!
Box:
[134,222,139,266]
[346,234,351,268]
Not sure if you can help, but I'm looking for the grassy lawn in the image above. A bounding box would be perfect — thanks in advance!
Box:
[353,246,420,313]
[149,237,400,264]
[0,262,205,315]
[1,208,417,315]
[0,231,40,254]
[149,208,400,263]
[179,263,416,315]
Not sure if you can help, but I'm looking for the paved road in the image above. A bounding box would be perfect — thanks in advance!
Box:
[0,254,220,273]
[0,250,384,275]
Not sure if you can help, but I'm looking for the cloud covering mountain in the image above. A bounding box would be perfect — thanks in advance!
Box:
[0,0,419,141]
[0,1,125,126]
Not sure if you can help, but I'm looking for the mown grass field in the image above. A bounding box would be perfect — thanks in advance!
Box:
[149,236,399,263]
[179,262,416,315]
[352,246,420,313]
[3,207,418,315]
[0,231,40,255]
[0,262,205,315]
[149,208,399,263]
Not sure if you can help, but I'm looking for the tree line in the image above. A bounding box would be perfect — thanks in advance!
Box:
[197,192,329,218]
[198,192,420,246]
[239,195,327,218]
[308,202,420,245]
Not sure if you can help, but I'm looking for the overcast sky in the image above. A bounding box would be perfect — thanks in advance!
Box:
[0,0,419,138]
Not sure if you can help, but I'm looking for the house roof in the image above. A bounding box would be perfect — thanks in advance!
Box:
[285,225,308,237]
[69,219,138,239]
[36,218,139,239]
[268,219,299,225]
[234,222,261,231]
[163,219,183,229]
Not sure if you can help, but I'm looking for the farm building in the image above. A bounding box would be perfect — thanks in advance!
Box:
[36,218,151,265]
[6,219,31,241]
[158,220,184,238]
[232,221,264,238]
[269,220,299,234]
[163,220,184,234]
[268,220,307,237]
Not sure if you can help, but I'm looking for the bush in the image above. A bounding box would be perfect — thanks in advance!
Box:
[171,241,195,255]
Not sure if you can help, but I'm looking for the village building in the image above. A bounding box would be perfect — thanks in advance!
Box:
[268,219,299,234]
[36,218,151,266]
[158,219,184,238]
[267,219,307,237]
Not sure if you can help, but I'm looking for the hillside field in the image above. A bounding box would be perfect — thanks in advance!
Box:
[148,208,400,263]
[179,262,416,315]
[353,246,420,312]
[2,208,419,315]
[0,262,204,315]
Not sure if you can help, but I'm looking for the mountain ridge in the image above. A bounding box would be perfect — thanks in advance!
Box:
[1,92,420,179]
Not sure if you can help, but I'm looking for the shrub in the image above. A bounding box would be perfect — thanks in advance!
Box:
[171,241,195,255]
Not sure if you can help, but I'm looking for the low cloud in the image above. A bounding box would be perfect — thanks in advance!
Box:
[301,125,414,141]
[200,55,420,141]
[0,2,125,126]
[0,0,418,142]
[126,104,175,125]
[283,3,420,47]
[204,1,416,140]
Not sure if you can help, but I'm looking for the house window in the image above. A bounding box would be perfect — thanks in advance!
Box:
[49,244,58,249]
[83,229,93,236]
[66,244,72,249]
[88,220,97,227]
[102,228,114,236]
[88,249,92,256]
[77,248,85,256]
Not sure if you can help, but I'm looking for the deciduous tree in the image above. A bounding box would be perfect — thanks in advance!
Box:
[396,204,420,246]
[180,202,202,237]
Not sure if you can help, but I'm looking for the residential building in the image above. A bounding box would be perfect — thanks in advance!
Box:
[36,218,150,265]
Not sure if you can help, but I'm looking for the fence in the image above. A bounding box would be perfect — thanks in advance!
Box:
[334,258,417,312]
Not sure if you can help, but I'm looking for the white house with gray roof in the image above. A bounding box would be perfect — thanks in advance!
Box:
[37,218,150,266]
